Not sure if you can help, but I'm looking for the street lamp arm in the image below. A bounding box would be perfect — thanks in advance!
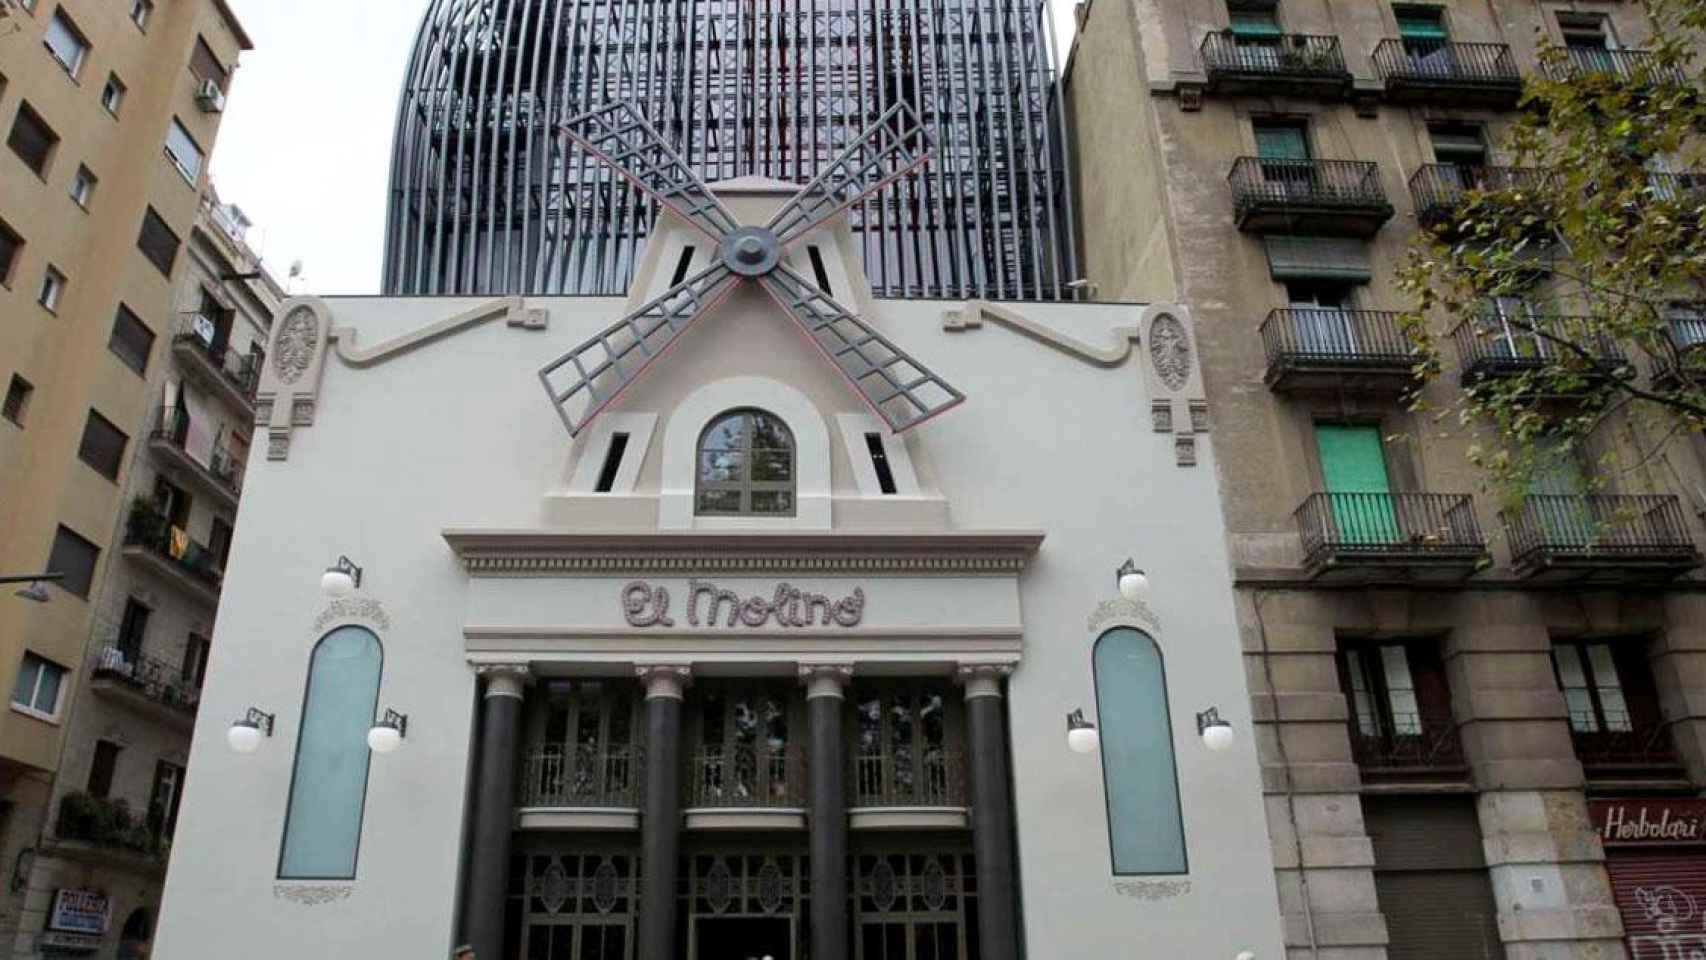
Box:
[0,573,64,585]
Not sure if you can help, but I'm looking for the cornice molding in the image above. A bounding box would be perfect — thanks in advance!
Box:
[442,529,1045,577]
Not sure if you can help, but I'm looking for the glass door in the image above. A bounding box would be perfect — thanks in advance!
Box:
[529,680,639,806]
[1528,440,1591,546]
[689,681,798,807]
[1397,8,1452,75]
[1286,281,1357,357]
[1255,122,1314,199]
[1316,424,1400,544]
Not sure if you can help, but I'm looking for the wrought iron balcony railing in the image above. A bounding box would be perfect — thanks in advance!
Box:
[123,499,223,593]
[149,406,244,496]
[689,744,805,808]
[1201,32,1349,84]
[1372,39,1522,94]
[1296,492,1486,567]
[1653,315,1706,385]
[1543,47,1687,86]
[1646,171,1706,206]
[1568,711,1682,775]
[91,645,202,716]
[173,314,259,405]
[520,745,641,808]
[1503,495,1700,570]
[852,750,966,808]
[1261,309,1414,371]
[1229,158,1393,235]
[1348,714,1467,779]
[1409,165,1552,226]
[1451,314,1628,384]
[55,792,168,860]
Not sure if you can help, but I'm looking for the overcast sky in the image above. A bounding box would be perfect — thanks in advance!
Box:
[212,0,1078,296]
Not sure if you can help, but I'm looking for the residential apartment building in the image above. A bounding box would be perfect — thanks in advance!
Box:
[1066,2,1706,958]
[0,0,252,953]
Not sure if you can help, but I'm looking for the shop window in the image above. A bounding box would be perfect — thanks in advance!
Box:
[1093,626,1186,874]
[695,408,796,516]
[278,625,382,879]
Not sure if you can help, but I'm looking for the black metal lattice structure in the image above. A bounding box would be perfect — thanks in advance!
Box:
[383,0,1079,300]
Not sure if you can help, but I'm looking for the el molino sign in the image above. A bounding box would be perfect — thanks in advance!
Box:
[621,580,867,629]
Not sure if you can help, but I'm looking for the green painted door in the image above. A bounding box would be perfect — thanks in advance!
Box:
[1529,441,1591,546]
[1317,425,1400,543]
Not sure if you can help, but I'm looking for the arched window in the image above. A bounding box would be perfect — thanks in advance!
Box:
[1093,627,1186,875]
[695,408,795,516]
[279,625,382,879]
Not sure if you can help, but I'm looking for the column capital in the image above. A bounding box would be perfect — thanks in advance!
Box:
[636,663,693,700]
[475,663,533,699]
[799,663,855,700]
[956,663,1013,700]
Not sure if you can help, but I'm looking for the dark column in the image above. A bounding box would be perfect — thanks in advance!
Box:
[962,665,1018,960]
[637,665,690,960]
[803,664,853,960]
[464,664,531,960]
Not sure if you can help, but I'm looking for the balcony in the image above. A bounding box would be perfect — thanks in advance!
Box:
[1503,494,1701,581]
[1200,32,1351,98]
[1229,158,1394,237]
[1372,40,1523,107]
[1651,316,1706,388]
[1349,715,1469,785]
[50,792,167,875]
[147,406,244,513]
[1260,309,1416,393]
[1569,713,1687,784]
[685,744,806,830]
[516,746,641,830]
[89,646,200,733]
[850,750,968,831]
[1452,315,1629,388]
[170,315,258,416]
[122,499,222,607]
[1295,492,1488,582]
[1542,47,1688,87]
[1409,165,1553,233]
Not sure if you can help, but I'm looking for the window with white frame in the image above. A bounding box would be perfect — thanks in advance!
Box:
[69,164,95,208]
[129,0,153,30]
[43,10,88,78]
[1551,642,1633,733]
[163,120,203,184]
[101,75,126,115]
[12,652,67,720]
[38,265,64,312]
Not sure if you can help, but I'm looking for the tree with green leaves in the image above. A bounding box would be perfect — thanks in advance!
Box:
[1398,0,1706,507]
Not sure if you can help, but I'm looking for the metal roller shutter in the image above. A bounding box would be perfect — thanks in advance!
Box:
[1365,796,1504,960]
[1605,851,1706,960]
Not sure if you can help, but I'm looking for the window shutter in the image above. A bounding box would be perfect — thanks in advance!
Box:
[1316,425,1392,494]
[1264,236,1372,282]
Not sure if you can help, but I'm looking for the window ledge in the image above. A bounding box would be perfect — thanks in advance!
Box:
[10,704,62,725]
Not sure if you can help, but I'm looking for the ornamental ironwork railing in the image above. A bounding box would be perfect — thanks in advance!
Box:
[1296,492,1485,563]
[55,792,168,859]
[1543,47,1687,85]
[149,406,243,495]
[1647,172,1706,206]
[1568,711,1681,772]
[1451,314,1628,379]
[1409,165,1552,222]
[91,645,202,715]
[1260,309,1414,368]
[852,750,966,808]
[689,744,804,808]
[1229,158,1389,216]
[1347,714,1466,773]
[520,745,641,807]
[174,314,259,403]
[1201,32,1348,80]
[123,498,223,592]
[1372,39,1521,87]
[1503,494,1699,564]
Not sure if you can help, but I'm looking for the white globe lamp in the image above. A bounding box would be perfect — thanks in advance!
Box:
[368,709,408,754]
[321,556,362,598]
[1116,559,1150,603]
[1066,709,1100,754]
[1198,707,1235,752]
[227,709,273,753]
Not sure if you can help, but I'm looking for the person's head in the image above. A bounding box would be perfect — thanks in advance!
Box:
[452,945,475,960]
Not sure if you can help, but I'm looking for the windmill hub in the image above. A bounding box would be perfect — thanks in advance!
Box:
[719,226,783,277]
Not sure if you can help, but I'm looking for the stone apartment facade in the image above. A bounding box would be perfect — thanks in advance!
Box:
[0,0,255,953]
[1065,2,1706,958]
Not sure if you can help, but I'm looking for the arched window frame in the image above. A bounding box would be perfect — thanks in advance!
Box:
[277,624,384,880]
[1092,625,1188,876]
[694,407,798,517]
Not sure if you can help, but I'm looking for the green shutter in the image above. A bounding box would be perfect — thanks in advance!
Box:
[1317,425,1399,543]
[1230,11,1283,37]
[1255,125,1309,161]
[1397,14,1448,41]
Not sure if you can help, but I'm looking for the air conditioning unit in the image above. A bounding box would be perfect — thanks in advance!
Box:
[195,78,226,114]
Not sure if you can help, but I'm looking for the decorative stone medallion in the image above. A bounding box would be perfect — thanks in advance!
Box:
[1148,313,1191,391]
[1088,597,1162,636]
[274,308,319,385]
[314,596,392,633]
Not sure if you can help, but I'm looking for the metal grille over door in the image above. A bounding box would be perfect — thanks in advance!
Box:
[853,851,979,960]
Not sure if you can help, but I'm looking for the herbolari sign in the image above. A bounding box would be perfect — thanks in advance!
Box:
[622,580,865,628]
[1590,799,1706,846]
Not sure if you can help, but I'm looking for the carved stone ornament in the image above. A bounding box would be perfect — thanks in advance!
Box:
[1148,313,1191,391]
[1087,597,1162,636]
[1113,879,1192,901]
[273,883,354,905]
[313,596,392,633]
[273,308,319,385]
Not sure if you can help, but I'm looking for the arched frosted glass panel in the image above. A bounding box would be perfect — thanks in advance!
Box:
[279,626,382,879]
[1094,627,1187,875]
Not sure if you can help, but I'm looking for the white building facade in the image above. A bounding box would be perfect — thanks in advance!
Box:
[154,165,1284,960]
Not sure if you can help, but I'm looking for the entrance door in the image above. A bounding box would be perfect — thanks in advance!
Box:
[694,917,792,960]
[1316,424,1400,543]
[1529,440,1591,546]
[1286,281,1357,357]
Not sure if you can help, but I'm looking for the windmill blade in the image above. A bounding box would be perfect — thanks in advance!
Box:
[758,264,964,433]
[559,102,742,243]
[539,263,741,435]
[765,103,934,249]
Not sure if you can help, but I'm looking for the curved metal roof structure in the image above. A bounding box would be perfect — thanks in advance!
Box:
[382,0,1080,300]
